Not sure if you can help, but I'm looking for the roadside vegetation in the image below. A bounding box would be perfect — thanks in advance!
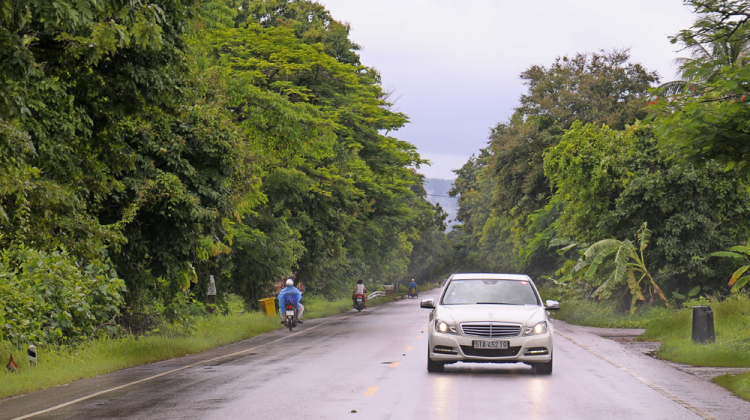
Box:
[445,0,750,401]
[1,0,449,398]
[553,294,750,400]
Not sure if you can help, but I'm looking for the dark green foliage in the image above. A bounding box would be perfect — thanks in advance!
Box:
[653,0,750,177]
[192,1,439,297]
[450,18,750,307]
[0,245,125,345]
[0,0,446,344]
[544,122,750,300]
[448,50,657,278]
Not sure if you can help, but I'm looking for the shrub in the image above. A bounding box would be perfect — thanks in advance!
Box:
[0,245,125,345]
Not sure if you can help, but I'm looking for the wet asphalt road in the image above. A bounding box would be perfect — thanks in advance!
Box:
[2,288,750,420]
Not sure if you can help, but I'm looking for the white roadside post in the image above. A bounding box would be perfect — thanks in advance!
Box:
[207,275,217,313]
[27,345,37,366]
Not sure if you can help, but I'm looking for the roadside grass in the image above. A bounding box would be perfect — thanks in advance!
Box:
[303,291,404,318]
[0,290,410,400]
[300,295,354,319]
[714,374,750,402]
[555,294,750,401]
[0,312,280,400]
[640,294,750,368]
[553,298,660,329]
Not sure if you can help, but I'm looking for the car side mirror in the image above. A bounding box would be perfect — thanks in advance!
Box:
[545,300,560,311]
[420,299,435,309]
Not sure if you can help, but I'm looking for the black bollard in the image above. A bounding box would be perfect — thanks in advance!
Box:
[692,306,715,343]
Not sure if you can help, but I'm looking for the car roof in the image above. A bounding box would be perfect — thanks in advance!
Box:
[448,273,532,281]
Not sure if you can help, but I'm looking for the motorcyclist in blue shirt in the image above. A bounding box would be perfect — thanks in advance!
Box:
[278,279,305,324]
[409,279,417,291]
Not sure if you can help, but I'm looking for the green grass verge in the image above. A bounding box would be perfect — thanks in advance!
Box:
[555,294,750,401]
[555,295,750,366]
[553,298,660,329]
[0,312,280,400]
[0,292,409,400]
[714,374,750,401]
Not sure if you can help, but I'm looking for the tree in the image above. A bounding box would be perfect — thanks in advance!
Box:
[491,50,658,217]
[660,0,750,95]
[192,0,436,296]
[221,0,362,65]
[447,149,513,272]
[544,121,750,294]
[0,0,239,335]
[711,239,750,292]
[447,50,658,279]
[653,0,750,178]
[564,223,668,314]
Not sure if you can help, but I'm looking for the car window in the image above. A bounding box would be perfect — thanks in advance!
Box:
[441,279,538,305]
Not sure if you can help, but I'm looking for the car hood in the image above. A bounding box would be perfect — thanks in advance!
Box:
[437,304,545,325]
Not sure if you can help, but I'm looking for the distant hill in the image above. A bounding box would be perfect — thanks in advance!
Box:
[424,178,458,230]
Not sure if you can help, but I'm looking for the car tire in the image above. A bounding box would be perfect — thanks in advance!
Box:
[427,347,445,373]
[533,356,553,375]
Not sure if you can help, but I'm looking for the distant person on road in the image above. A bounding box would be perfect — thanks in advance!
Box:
[352,279,367,308]
[278,279,305,324]
[409,279,417,291]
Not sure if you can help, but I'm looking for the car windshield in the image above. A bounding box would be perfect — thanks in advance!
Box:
[441,279,539,305]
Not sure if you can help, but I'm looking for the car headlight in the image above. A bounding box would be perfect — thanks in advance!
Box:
[524,321,548,335]
[435,319,457,334]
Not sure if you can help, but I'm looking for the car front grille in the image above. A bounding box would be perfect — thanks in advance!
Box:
[461,346,521,357]
[460,322,521,337]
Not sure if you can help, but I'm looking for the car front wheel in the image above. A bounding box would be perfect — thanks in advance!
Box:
[427,347,445,373]
[532,356,553,374]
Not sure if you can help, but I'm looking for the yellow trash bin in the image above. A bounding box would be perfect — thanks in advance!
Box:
[259,297,277,316]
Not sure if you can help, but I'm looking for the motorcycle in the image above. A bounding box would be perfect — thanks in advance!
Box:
[353,294,366,312]
[408,288,418,299]
[284,303,298,331]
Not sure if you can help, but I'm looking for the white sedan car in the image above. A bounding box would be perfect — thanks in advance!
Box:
[421,273,560,374]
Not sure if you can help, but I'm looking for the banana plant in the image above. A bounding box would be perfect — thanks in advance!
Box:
[567,222,669,314]
[711,240,750,292]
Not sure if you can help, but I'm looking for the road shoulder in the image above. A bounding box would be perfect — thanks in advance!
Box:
[553,319,750,420]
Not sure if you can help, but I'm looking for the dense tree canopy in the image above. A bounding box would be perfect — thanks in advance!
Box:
[653,0,750,177]
[449,50,658,279]
[545,121,750,294]
[0,0,445,344]
[449,3,750,307]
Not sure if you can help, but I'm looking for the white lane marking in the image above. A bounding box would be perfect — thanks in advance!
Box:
[11,315,354,420]
[556,331,717,420]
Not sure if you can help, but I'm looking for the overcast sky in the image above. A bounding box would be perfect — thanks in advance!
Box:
[317,0,698,179]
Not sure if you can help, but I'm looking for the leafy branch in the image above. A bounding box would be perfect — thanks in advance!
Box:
[565,222,669,314]
[711,239,750,292]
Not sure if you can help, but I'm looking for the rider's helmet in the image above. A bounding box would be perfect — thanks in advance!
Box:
[286,279,294,287]
[357,279,363,284]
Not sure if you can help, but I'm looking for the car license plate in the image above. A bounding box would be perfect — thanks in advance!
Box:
[285,310,295,316]
[473,340,509,349]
